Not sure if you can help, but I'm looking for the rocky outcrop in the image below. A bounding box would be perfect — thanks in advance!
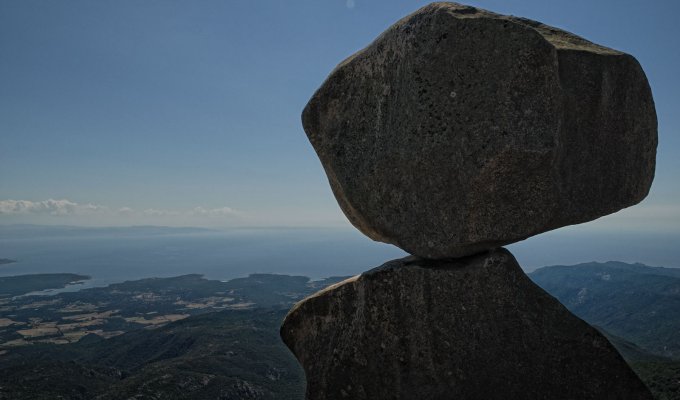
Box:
[281,249,653,399]
[284,2,658,398]
[302,2,657,259]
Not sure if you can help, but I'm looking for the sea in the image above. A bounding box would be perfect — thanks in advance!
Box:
[0,224,678,292]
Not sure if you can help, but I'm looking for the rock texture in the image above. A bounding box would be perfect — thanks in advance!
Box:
[302,2,657,258]
[281,248,653,399]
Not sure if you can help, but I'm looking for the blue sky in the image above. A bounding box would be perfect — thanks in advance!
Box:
[1,0,678,231]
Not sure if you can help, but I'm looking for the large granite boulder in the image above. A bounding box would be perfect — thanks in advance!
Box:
[281,248,653,399]
[302,2,657,258]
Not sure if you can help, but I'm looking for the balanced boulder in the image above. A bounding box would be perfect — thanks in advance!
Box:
[281,248,653,399]
[302,2,657,258]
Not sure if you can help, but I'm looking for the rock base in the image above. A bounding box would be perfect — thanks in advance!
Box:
[281,249,652,399]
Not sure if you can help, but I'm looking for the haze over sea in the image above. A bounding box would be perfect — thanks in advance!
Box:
[1,224,678,292]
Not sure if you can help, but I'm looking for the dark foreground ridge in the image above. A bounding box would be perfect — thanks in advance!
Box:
[0,269,677,399]
[282,249,653,400]
[0,310,305,400]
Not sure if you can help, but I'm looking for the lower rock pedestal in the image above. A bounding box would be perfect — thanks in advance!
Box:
[281,248,652,400]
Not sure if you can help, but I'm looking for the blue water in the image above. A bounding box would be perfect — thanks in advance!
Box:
[0,225,678,291]
[0,226,406,289]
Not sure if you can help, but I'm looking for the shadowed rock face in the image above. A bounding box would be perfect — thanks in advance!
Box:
[281,248,653,400]
[302,2,657,258]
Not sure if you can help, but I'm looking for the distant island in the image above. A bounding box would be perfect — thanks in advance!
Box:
[0,259,16,266]
[0,273,89,297]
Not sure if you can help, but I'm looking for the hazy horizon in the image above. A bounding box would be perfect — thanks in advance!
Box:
[1,224,679,284]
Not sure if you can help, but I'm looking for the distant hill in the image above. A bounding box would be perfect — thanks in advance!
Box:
[529,261,680,359]
[0,259,15,266]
